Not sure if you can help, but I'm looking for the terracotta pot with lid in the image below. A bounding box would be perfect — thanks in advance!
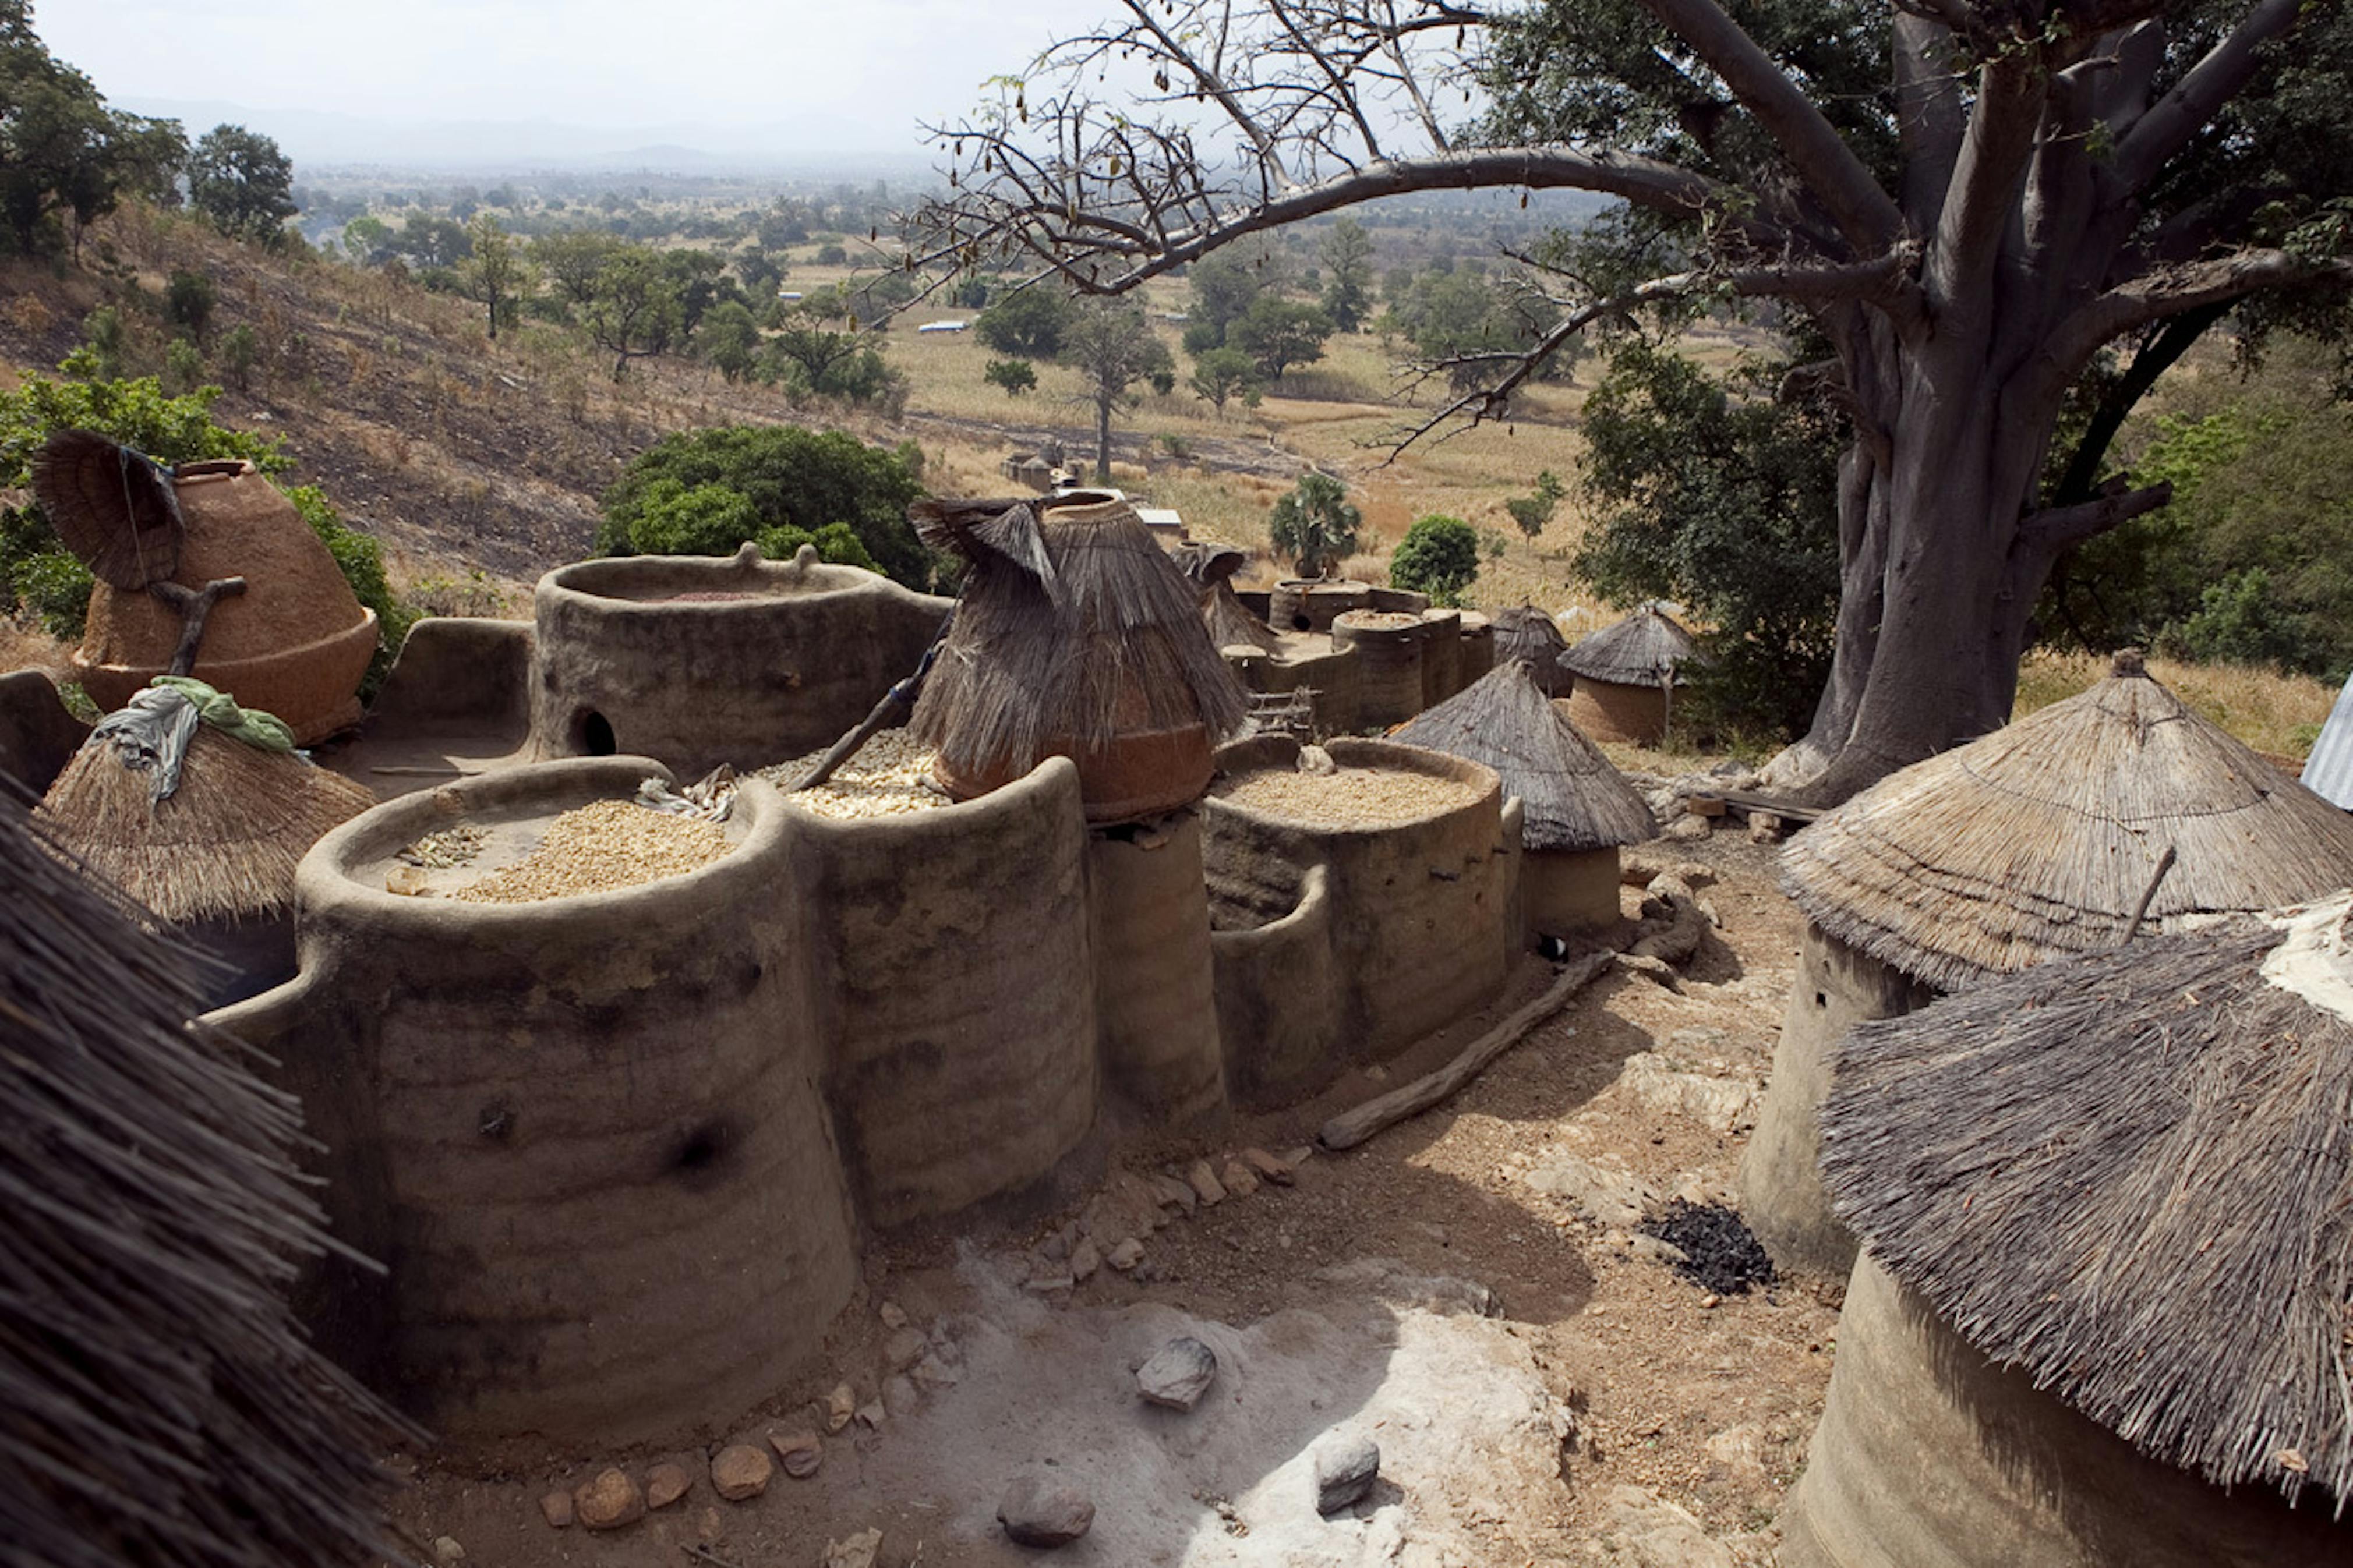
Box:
[75,461,378,744]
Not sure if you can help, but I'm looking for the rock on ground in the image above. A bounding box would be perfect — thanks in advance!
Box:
[1617,1052,1758,1134]
[538,1491,573,1529]
[1592,1485,1739,1568]
[823,1527,884,1568]
[1136,1336,1220,1410]
[573,1468,644,1531]
[769,1429,823,1479]
[1525,1155,1659,1229]
[644,1461,691,1509]
[711,1443,772,1501]
[1313,1432,1380,1515]
[999,1472,1097,1546]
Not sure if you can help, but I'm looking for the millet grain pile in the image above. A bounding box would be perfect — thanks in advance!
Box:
[1213,765,1480,827]
[759,729,953,820]
[450,800,732,903]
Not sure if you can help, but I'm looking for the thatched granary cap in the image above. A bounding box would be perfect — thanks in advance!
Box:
[1,798,411,1568]
[1490,604,1568,663]
[1558,603,1696,688]
[1781,651,2353,990]
[1821,897,2353,1506]
[1394,658,1656,852]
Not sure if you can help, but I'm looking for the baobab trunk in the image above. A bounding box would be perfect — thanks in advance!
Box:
[1772,347,2059,806]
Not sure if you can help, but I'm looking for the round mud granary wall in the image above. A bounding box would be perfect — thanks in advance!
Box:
[1565,677,1670,745]
[790,758,1101,1230]
[207,759,859,1446]
[1739,922,1937,1279]
[1201,735,1515,1059]
[530,546,952,777]
[1331,613,1431,728]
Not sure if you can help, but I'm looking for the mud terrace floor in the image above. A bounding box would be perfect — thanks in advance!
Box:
[385,827,1835,1567]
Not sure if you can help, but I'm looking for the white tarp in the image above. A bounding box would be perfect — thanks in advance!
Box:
[2306,671,2353,810]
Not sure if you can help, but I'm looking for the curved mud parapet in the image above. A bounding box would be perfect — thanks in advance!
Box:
[209,759,859,1446]
[529,547,951,777]
[1210,865,1338,1109]
[792,758,1101,1230]
[1739,923,1937,1279]
[1088,810,1226,1124]
[1419,608,1464,709]
[1224,642,1361,735]
[1780,1252,2350,1568]
[365,617,535,744]
[0,667,90,797]
[1202,735,1515,1061]
[1331,613,1432,728]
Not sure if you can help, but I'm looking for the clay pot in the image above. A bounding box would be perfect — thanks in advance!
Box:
[75,461,377,744]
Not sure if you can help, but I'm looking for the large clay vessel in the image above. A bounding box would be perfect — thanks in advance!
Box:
[75,460,377,743]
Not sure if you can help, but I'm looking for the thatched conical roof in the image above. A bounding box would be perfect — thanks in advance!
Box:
[1490,606,1571,696]
[36,724,378,923]
[0,796,410,1568]
[909,491,1248,779]
[1782,651,2353,990]
[1174,541,1280,653]
[1394,658,1656,852]
[1559,603,1695,688]
[1821,899,2353,1505]
[31,429,184,590]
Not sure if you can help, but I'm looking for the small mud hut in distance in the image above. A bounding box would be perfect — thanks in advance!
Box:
[911,490,1248,823]
[1394,658,1656,936]
[1741,650,2353,1278]
[1,798,407,1568]
[1782,906,2353,1567]
[1559,603,1696,745]
[1489,606,1572,695]
[34,681,377,1006]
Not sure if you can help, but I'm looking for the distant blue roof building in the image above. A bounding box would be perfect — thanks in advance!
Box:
[2306,671,2353,810]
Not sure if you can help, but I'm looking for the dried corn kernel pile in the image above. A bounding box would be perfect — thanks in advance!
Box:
[450,800,732,903]
[759,729,953,820]
[1213,765,1479,827]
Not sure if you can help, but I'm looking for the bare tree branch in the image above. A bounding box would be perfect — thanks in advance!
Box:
[1927,52,2049,317]
[2019,480,2173,549]
[2108,0,2308,194]
[2043,249,2353,377]
[1640,0,1906,253]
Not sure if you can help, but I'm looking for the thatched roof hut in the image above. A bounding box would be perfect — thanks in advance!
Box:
[910,491,1248,823]
[1395,659,1657,934]
[1743,649,2353,1280]
[1774,907,2353,1566]
[1489,606,1571,695]
[0,797,408,1568]
[1784,649,2353,989]
[1559,604,1696,744]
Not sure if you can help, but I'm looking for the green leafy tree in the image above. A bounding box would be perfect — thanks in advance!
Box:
[1388,514,1481,606]
[1188,346,1262,413]
[974,288,1075,359]
[534,229,623,310]
[1319,218,1375,332]
[582,246,681,380]
[917,0,2353,797]
[1185,246,1278,348]
[219,323,259,391]
[1267,472,1361,579]
[1058,302,1174,483]
[1504,470,1567,543]
[163,269,214,342]
[188,123,295,243]
[697,299,761,383]
[984,356,1037,396]
[598,426,931,588]
[1228,296,1334,383]
[457,211,529,339]
[0,5,186,256]
[161,337,202,395]
[1573,342,1843,742]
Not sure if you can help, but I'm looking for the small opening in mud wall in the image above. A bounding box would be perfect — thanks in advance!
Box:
[668,1117,739,1190]
[579,710,617,756]
[1291,613,1312,631]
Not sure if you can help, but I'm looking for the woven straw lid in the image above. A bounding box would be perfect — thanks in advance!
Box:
[1783,650,2353,989]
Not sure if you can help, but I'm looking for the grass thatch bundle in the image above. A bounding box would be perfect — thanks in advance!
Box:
[1394,658,1656,851]
[1783,650,2353,990]
[1821,901,2353,1506]
[1559,603,1695,689]
[1490,606,1571,696]
[1172,541,1279,653]
[31,429,185,590]
[910,493,1248,777]
[35,724,377,923]
[0,795,412,1568]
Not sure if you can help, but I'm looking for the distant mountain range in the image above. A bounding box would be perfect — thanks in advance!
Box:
[114,97,938,179]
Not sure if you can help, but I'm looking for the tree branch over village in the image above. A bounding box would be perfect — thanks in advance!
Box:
[911,0,2353,802]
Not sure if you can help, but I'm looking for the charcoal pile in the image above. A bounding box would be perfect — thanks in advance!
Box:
[1638,1200,1778,1295]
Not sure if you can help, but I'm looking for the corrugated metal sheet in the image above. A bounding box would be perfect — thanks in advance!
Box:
[2304,672,2353,810]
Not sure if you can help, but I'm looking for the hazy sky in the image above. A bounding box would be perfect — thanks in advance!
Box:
[45,0,1114,153]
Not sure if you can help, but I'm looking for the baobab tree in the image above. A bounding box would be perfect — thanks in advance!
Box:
[913,0,2353,799]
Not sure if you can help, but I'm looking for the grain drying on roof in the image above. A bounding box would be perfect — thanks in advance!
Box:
[1213,764,1480,826]
[451,799,732,902]
[396,824,486,869]
[758,729,952,819]
[1336,610,1423,629]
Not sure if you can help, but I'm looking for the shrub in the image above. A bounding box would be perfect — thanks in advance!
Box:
[1267,472,1360,579]
[1388,514,1481,606]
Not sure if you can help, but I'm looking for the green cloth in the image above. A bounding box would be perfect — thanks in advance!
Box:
[149,676,296,752]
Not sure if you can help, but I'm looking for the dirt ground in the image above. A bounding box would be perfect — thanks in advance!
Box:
[382,823,1830,1568]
